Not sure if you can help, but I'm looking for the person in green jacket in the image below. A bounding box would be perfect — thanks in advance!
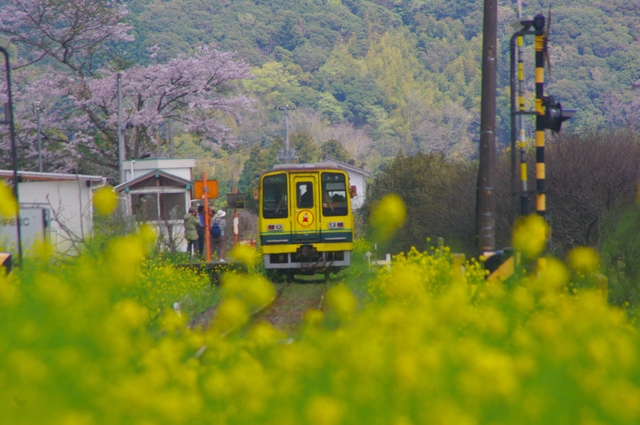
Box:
[184,207,200,257]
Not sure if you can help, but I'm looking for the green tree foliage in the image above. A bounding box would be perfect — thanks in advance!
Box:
[361,153,479,255]
[290,131,319,164]
[118,0,640,172]
[242,61,310,109]
[237,138,283,212]
[276,12,304,52]
[238,145,269,212]
[320,139,350,163]
[363,129,640,260]
[238,145,270,195]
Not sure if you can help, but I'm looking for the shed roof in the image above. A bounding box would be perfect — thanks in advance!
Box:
[0,170,105,183]
[114,169,193,192]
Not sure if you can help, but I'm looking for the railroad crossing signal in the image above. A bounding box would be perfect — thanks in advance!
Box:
[540,95,576,133]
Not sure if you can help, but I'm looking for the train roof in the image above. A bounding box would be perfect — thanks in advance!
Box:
[268,163,343,173]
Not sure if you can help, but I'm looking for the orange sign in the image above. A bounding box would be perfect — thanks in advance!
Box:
[296,210,314,227]
[194,180,218,199]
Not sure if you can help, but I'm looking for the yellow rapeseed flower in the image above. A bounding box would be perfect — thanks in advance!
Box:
[160,309,188,333]
[512,214,548,259]
[535,257,570,293]
[305,395,345,425]
[29,238,54,261]
[34,272,72,308]
[106,236,147,285]
[113,299,150,329]
[247,322,285,347]
[137,223,157,249]
[566,246,600,276]
[230,244,259,268]
[0,271,20,305]
[222,274,275,309]
[0,180,18,218]
[325,284,357,323]
[6,349,49,382]
[381,264,425,302]
[93,185,118,216]
[215,298,249,333]
[370,194,406,240]
[304,309,325,326]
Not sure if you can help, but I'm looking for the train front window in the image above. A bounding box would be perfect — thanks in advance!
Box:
[262,174,288,218]
[322,173,348,216]
[297,182,314,209]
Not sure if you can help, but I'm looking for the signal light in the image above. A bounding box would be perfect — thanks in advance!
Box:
[541,95,576,133]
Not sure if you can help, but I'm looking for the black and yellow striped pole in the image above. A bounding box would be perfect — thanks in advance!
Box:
[510,17,535,222]
[533,14,548,270]
[533,14,546,220]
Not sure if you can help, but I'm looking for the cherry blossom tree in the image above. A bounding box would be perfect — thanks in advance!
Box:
[73,46,254,173]
[0,0,254,179]
[0,0,133,75]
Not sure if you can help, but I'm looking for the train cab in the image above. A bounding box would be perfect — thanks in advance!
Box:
[258,164,354,277]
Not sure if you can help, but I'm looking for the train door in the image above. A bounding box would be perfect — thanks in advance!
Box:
[291,174,320,243]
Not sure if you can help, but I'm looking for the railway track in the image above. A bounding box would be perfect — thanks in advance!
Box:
[254,280,327,334]
[189,277,328,334]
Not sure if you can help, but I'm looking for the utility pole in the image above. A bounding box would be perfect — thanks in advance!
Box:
[476,0,498,254]
[516,0,528,219]
[0,36,22,263]
[168,118,174,158]
[117,73,125,184]
[275,105,292,163]
[35,102,43,173]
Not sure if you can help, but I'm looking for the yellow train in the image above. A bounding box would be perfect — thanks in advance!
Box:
[258,164,355,280]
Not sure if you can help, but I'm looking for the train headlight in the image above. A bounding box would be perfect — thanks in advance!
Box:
[267,224,283,231]
[328,222,344,229]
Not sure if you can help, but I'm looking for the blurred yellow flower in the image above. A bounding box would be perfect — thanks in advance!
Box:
[325,284,357,323]
[305,395,345,425]
[370,194,406,240]
[222,274,275,310]
[230,244,259,268]
[34,272,72,307]
[215,298,249,332]
[93,185,118,216]
[512,214,548,259]
[304,309,325,326]
[30,238,54,261]
[247,322,284,347]
[0,180,18,218]
[113,299,149,329]
[106,236,147,285]
[137,223,157,248]
[567,246,600,276]
[160,309,188,333]
[528,257,569,294]
[0,274,20,306]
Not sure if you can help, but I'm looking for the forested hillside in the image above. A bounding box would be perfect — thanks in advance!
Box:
[127,0,640,145]
[1,0,639,189]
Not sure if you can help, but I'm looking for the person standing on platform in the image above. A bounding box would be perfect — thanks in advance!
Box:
[184,207,200,258]
[210,209,227,262]
[197,205,205,256]
[207,208,216,254]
